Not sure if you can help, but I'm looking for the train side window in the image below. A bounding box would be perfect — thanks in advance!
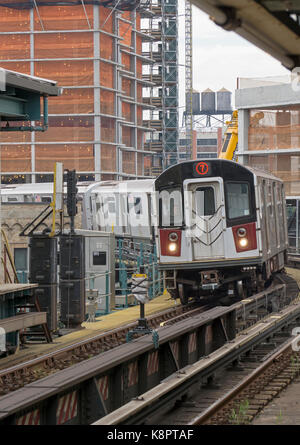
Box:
[128,195,143,215]
[41,196,52,203]
[159,188,182,227]
[268,185,273,217]
[104,197,115,213]
[226,182,250,219]
[286,199,296,247]
[273,182,279,246]
[24,194,33,203]
[195,187,215,216]
[134,197,142,215]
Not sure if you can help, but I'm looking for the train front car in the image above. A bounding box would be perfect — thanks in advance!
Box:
[155,159,288,305]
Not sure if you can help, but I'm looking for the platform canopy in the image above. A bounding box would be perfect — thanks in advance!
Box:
[191,0,300,70]
[0,69,61,121]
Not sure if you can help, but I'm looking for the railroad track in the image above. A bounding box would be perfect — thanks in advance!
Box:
[0,302,206,396]
[157,331,298,425]
[190,338,300,425]
[94,276,300,425]
[0,273,292,396]
[0,271,298,425]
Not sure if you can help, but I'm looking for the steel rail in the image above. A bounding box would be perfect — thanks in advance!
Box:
[0,282,285,380]
[0,306,235,424]
[0,281,290,393]
[94,301,300,425]
[0,275,297,424]
[0,302,202,390]
[190,337,296,425]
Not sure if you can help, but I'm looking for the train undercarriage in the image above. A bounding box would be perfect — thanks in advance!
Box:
[165,265,270,306]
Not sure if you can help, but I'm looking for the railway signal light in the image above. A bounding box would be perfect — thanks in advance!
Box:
[66,169,78,217]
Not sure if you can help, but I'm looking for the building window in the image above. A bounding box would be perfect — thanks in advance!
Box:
[14,248,28,283]
[197,138,217,146]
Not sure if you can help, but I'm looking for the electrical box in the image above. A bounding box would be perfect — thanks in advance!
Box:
[29,235,57,331]
[76,229,115,314]
[59,234,85,328]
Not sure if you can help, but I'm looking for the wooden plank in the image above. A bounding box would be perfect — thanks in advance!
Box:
[0,313,47,333]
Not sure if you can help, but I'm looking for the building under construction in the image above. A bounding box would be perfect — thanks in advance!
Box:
[0,0,176,183]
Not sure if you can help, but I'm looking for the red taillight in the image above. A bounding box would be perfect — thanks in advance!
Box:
[232,222,257,252]
[160,229,182,256]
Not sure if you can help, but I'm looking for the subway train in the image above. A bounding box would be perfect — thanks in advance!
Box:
[0,181,91,204]
[1,159,289,304]
[154,160,288,303]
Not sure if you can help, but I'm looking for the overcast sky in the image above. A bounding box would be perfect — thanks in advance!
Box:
[178,4,289,117]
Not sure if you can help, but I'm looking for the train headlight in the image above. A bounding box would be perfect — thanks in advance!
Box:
[237,227,247,237]
[168,243,177,252]
[160,229,181,257]
[168,232,179,242]
[239,238,248,247]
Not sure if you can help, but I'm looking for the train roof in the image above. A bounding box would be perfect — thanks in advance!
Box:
[86,179,155,195]
[0,181,92,196]
[243,165,282,182]
[155,159,281,189]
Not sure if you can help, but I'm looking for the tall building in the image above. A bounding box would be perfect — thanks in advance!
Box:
[0,1,156,183]
[179,128,222,160]
[236,76,300,196]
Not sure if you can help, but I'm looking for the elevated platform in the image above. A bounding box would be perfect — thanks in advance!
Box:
[0,292,175,369]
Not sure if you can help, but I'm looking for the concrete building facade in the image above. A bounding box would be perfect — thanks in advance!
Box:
[236,79,300,196]
[0,1,156,183]
[179,127,222,160]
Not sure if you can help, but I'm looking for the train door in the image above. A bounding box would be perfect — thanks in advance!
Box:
[120,192,130,236]
[128,193,150,239]
[286,198,298,254]
[261,179,270,255]
[184,179,225,259]
[95,193,117,233]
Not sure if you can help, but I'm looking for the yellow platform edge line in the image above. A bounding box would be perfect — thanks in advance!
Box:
[81,291,174,332]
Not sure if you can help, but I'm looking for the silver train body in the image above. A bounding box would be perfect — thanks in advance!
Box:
[154,160,288,302]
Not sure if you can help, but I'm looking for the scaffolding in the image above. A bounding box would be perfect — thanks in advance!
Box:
[184,0,193,161]
[0,1,157,183]
[141,0,179,174]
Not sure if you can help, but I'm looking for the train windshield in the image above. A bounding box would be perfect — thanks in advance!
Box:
[226,182,250,219]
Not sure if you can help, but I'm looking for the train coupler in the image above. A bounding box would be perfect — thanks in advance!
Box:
[200,270,220,290]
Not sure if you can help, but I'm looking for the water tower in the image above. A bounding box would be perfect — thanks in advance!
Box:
[189,87,232,127]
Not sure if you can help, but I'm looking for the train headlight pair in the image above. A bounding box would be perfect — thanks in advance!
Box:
[237,227,248,248]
